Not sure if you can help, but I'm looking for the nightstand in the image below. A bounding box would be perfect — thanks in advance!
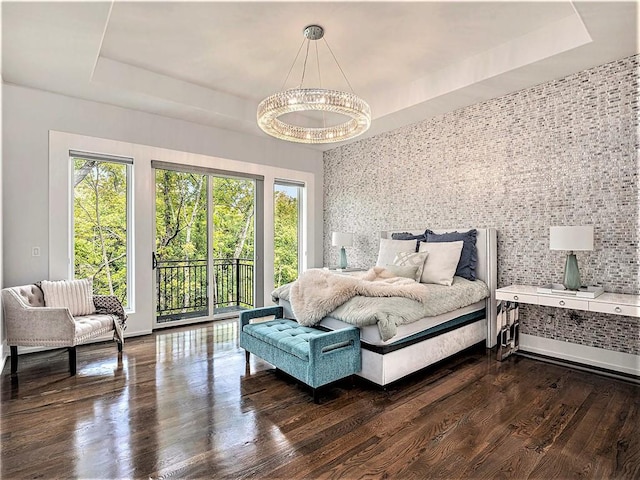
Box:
[495,284,640,364]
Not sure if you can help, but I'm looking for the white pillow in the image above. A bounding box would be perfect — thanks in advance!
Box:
[391,251,428,281]
[375,239,417,267]
[417,241,464,286]
[41,278,96,316]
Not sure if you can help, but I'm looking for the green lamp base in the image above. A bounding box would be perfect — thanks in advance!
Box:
[339,247,348,269]
[563,252,581,291]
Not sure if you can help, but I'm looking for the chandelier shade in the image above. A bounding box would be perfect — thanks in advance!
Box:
[257,25,371,144]
[257,88,371,144]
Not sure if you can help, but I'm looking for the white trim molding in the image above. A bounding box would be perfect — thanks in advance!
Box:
[520,333,640,377]
[49,130,319,336]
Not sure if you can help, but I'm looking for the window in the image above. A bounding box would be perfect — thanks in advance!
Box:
[71,151,132,308]
[274,181,303,288]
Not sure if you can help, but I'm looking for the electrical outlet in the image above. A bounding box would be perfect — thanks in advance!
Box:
[32,247,40,257]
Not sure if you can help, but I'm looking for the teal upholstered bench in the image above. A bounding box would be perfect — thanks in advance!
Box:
[239,306,361,403]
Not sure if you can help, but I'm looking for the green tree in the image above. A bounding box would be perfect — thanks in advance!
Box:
[155,170,208,261]
[74,159,128,304]
[274,188,299,287]
[212,177,255,260]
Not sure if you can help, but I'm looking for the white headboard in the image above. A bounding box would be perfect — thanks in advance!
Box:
[380,228,498,347]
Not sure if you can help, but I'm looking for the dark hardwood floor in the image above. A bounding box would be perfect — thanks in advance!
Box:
[1,319,639,479]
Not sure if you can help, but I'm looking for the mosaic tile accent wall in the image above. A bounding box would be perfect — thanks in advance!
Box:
[323,55,639,354]
[519,305,640,356]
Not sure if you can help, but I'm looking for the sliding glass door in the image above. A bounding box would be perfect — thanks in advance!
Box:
[153,166,260,327]
[211,177,255,315]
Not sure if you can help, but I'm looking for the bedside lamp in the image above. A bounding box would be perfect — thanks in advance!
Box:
[331,232,353,269]
[549,226,594,291]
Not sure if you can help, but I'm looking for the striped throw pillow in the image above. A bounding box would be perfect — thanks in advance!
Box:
[41,278,96,316]
[392,252,429,282]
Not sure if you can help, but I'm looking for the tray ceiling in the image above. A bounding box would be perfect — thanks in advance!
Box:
[2,1,638,150]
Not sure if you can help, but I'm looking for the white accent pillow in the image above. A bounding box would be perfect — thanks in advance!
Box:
[383,264,419,280]
[391,251,428,281]
[375,239,417,267]
[41,278,96,316]
[417,241,464,286]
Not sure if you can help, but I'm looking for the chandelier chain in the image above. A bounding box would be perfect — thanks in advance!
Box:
[280,37,306,91]
[315,40,322,89]
[315,40,326,128]
[323,37,356,94]
[299,39,311,88]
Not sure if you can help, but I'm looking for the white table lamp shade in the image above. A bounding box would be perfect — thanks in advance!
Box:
[332,232,353,247]
[549,226,594,251]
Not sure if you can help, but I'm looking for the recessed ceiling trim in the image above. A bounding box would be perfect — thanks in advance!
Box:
[372,11,593,120]
[3,1,636,152]
[92,56,256,125]
[89,1,115,82]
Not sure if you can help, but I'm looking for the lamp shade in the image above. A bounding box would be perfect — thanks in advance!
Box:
[331,232,353,247]
[549,226,594,251]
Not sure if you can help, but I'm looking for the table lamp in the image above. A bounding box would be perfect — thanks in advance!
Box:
[331,232,353,269]
[549,225,594,290]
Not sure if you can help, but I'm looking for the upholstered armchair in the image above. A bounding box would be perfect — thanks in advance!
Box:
[2,283,126,376]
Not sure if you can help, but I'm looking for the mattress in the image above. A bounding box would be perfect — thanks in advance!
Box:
[278,297,486,352]
[319,300,486,347]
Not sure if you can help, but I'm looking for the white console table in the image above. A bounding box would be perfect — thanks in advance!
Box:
[496,285,640,317]
[495,285,640,376]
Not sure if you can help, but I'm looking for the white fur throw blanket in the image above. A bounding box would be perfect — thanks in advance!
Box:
[273,267,489,341]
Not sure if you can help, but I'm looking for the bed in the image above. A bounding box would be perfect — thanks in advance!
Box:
[274,228,497,386]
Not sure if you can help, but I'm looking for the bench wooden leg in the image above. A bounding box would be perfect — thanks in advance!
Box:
[312,388,320,404]
[10,346,18,376]
[245,351,250,363]
[117,341,123,353]
[68,346,77,376]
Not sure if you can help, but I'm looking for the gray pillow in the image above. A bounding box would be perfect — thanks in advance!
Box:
[423,229,478,280]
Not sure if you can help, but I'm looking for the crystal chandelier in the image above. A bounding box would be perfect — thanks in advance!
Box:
[257,25,371,144]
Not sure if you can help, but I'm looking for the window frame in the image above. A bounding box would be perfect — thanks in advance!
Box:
[49,131,320,334]
[69,151,134,310]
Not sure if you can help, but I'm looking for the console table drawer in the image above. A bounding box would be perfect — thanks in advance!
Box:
[589,302,640,317]
[538,296,589,311]
[496,291,537,304]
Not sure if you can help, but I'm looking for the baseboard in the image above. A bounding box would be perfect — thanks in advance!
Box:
[520,333,640,377]
[0,342,5,372]
[124,329,153,338]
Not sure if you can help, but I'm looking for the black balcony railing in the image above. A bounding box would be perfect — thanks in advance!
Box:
[213,258,254,310]
[156,258,254,323]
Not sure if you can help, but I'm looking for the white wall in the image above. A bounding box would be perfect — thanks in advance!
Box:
[2,84,324,341]
[0,75,4,371]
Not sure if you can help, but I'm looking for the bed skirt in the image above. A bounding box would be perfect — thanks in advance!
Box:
[277,298,487,386]
[358,319,486,385]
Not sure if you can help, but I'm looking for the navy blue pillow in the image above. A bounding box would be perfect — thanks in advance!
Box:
[423,229,478,281]
[391,231,425,240]
[391,232,426,252]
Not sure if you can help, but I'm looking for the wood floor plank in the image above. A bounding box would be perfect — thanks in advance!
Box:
[409,361,561,478]
[526,376,640,480]
[298,351,499,479]
[2,320,639,479]
[613,390,640,479]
